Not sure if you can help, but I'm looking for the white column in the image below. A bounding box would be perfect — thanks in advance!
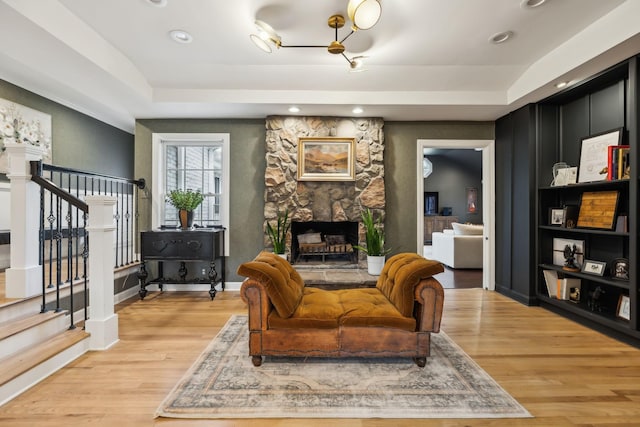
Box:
[84,195,119,350]
[5,143,44,298]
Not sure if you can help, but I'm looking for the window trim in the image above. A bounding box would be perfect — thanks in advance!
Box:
[151,133,230,254]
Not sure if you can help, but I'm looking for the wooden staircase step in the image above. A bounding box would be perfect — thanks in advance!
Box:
[0,311,67,341]
[0,328,89,387]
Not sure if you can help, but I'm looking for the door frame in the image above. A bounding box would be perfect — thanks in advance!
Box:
[416,139,495,290]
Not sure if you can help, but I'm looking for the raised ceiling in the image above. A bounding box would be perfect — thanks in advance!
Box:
[0,0,639,132]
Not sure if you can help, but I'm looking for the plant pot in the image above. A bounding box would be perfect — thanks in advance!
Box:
[179,209,194,230]
[276,253,287,261]
[366,255,385,276]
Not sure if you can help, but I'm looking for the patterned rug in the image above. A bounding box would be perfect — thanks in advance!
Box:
[156,315,531,419]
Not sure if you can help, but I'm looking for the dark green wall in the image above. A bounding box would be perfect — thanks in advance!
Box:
[0,79,134,178]
[134,119,266,283]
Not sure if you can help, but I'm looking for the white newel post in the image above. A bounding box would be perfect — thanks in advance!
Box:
[5,143,44,298]
[84,195,119,350]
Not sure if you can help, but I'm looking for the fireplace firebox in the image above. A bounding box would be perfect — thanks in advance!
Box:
[291,221,359,264]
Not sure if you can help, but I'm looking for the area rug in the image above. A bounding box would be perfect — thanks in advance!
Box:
[155,315,531,419]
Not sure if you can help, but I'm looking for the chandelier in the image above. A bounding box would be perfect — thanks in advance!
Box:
[249,0,382,71]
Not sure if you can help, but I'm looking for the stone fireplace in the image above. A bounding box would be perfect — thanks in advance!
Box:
[264,116,385,265]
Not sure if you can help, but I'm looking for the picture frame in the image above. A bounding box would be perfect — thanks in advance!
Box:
[617,295,630,321]
[611,258,629,280]
[297,137,356,181]
[552,238,584,269]
[581,259,606,276]
[549,208,564,226]
[466,187,478,214]
[424,192,439,215]
[577,128,623,183]
[577,190,619,230]
[553,166,578,186]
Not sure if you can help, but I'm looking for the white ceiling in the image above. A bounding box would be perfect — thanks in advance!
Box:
[1,0,639,133]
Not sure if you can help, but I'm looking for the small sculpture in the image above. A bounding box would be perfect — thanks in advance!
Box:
[562,244,580,271]
[588,286,605,312]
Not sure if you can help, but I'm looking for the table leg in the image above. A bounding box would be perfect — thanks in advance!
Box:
[208,262,218,300]
[137,261,148,299]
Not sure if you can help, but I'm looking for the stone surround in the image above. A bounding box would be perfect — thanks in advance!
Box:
[264,116,385,260]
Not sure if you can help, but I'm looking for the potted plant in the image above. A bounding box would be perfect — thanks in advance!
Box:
[166,188,204,229]
[266,209,290,258]
[354,208,391,275]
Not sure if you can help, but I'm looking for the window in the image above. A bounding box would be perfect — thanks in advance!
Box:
[152,133,230,252]
[163,144,222,226]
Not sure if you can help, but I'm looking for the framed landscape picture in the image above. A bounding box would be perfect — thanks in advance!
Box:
[297,137,355,181]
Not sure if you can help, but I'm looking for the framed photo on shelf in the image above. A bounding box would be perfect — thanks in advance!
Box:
[297,137,356,181]
[617,295,630,321]
[552,238,584,269]
[553,167,578,186]
[577,190,619,230]
[577,128,623,183]
[611,258,629,280]
[581,259,607,276]
[549,208,564,226]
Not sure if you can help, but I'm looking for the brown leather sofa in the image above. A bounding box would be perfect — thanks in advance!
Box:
[238,251,445,367]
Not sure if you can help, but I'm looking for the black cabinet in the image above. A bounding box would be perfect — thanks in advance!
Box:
[137,228,225,300]
[534,58,639,341]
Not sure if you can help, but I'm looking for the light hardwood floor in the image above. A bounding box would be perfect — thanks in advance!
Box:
[1,288,640,426]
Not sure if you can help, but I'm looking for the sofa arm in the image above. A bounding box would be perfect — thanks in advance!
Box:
[240,278,274,332]
[413,278,444,333]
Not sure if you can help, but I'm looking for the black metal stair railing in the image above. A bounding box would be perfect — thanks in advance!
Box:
[29,161,145,329]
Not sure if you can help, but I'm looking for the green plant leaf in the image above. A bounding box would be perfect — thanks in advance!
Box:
[266,209,290,254]
[166,189,204,211]
[355,208,391,256]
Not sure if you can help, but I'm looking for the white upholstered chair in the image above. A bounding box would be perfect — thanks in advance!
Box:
[430,223,483,269]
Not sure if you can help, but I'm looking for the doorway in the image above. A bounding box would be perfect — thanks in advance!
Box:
[416,140,495,290]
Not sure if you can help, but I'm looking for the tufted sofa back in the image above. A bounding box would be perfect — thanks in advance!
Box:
[376,253,444,317]
[237,251,305,318]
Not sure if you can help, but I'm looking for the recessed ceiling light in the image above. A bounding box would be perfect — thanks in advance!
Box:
[521,0,547,8]
[169,30,192,44]
[489,31,514,44]
[288,106,300,113]
[555,81,568,89]
[146,0,167,7]
[352,107,364,114]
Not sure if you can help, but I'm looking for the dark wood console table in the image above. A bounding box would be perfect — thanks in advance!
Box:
[137,228,225,300]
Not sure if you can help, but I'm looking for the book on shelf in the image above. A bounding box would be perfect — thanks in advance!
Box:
[543,270,558,298]
[607,145,630,180]
[616,214,628,232]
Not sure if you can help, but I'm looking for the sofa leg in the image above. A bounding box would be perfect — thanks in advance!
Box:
[413,357,426,367]
[251,355,263,367]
